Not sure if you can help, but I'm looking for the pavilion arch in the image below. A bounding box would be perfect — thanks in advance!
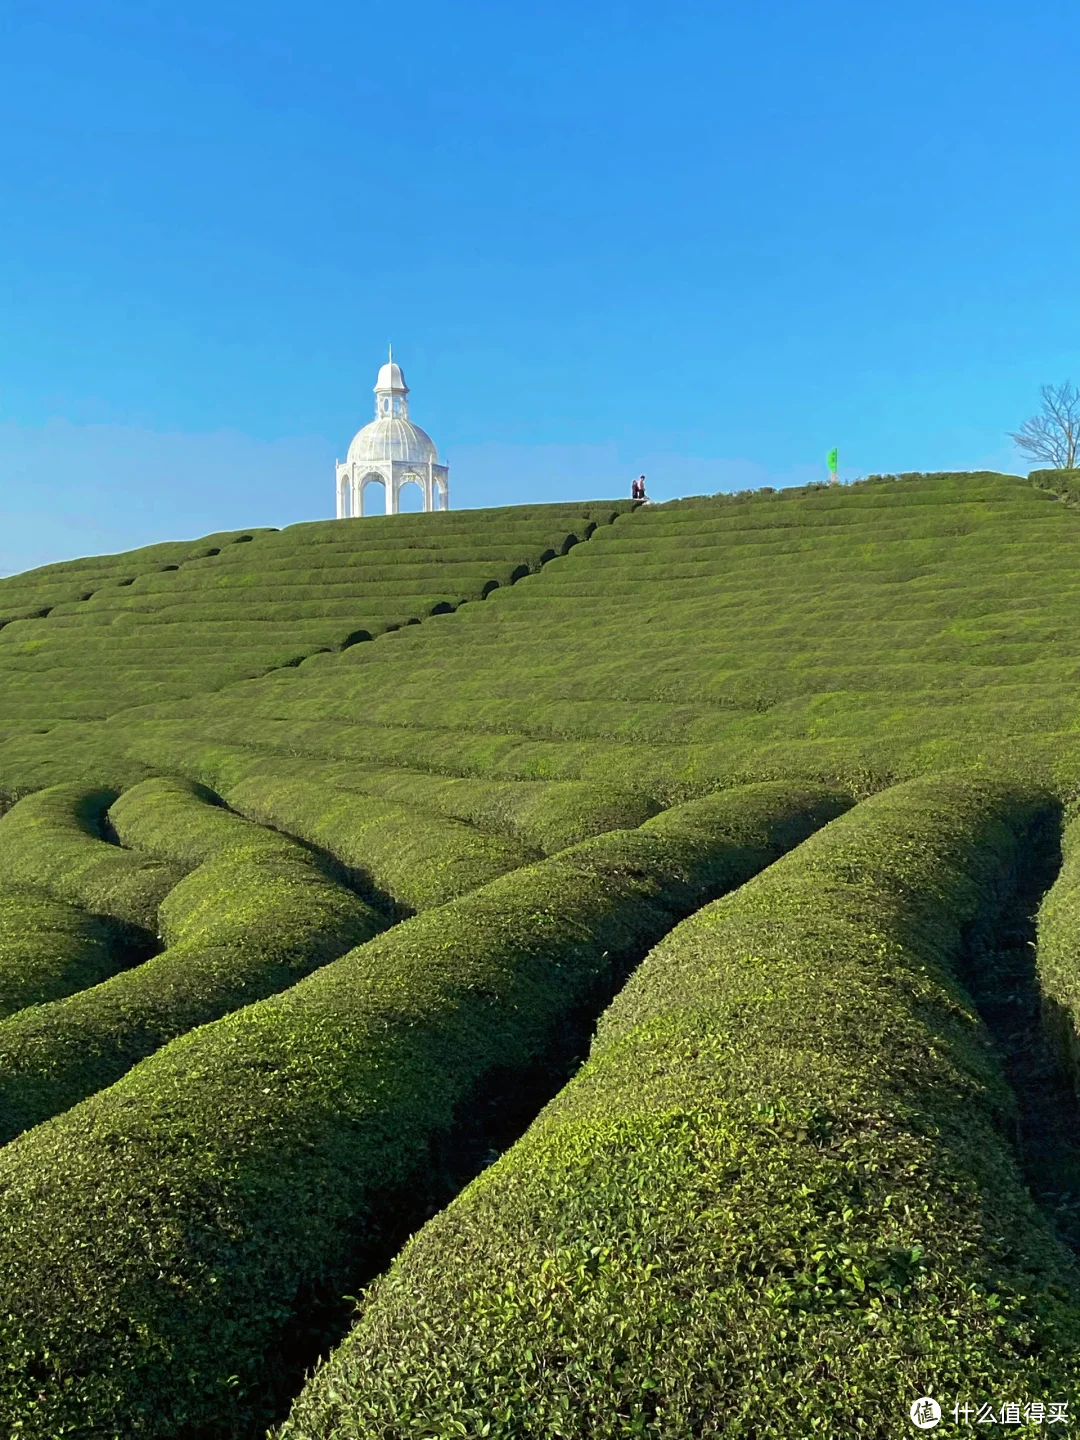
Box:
[397,476,426,513]
[336,472,352,517]
[360,474,387,516]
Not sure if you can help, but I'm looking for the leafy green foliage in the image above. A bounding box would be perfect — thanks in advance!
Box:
[0,884,123,1019]
[0,776,385,1143]
[1035,802,1080,1088]
[109,739,661,856]
[0,781,845,1438]
[222,766,541,913]
[278,775,1080,1440]
[0,783,185,931]
[1030,468,1080,504]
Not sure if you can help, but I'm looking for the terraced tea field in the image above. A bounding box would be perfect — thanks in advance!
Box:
[3,473,1080,1436]
[0,503,625,741]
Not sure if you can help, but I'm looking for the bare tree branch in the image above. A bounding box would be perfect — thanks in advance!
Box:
[1009,381,1080,469]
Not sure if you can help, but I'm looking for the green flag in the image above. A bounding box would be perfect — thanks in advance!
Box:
[826,447,838,473]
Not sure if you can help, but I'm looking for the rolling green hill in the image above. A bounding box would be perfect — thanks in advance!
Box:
[2,471,1080,1437]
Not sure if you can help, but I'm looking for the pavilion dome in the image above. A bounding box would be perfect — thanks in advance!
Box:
[374,360,408,394]
[347,417,438,466]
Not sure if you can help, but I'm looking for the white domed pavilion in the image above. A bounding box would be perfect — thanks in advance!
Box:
[335,350,449,517]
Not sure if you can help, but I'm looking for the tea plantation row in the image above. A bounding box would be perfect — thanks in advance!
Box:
[0,778,384,1143]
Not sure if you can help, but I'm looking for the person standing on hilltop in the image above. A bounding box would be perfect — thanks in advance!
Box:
[632,475,648,500]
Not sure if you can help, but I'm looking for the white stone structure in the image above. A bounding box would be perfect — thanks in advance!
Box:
[336,350,449,517]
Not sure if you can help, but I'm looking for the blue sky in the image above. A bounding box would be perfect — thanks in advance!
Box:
[2,0,1078,573]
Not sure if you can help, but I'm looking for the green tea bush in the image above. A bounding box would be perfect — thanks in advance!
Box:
[0,784,186,931]
[108,773,261,864]
[322,768,661,853]
[0,884,124,1019]
[46,592,484,621]
[179,537,571,566]
[261,503,627,541]
[0,776,385,1143]
[0,529,274,629]
[115,736,661,854]
[61,567,531,603]
[1035,800,1080,1089]
[278,774,1080,1440]
[0,781,848,1438]
[223,768,540,912]
[1030,469,1080,503]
